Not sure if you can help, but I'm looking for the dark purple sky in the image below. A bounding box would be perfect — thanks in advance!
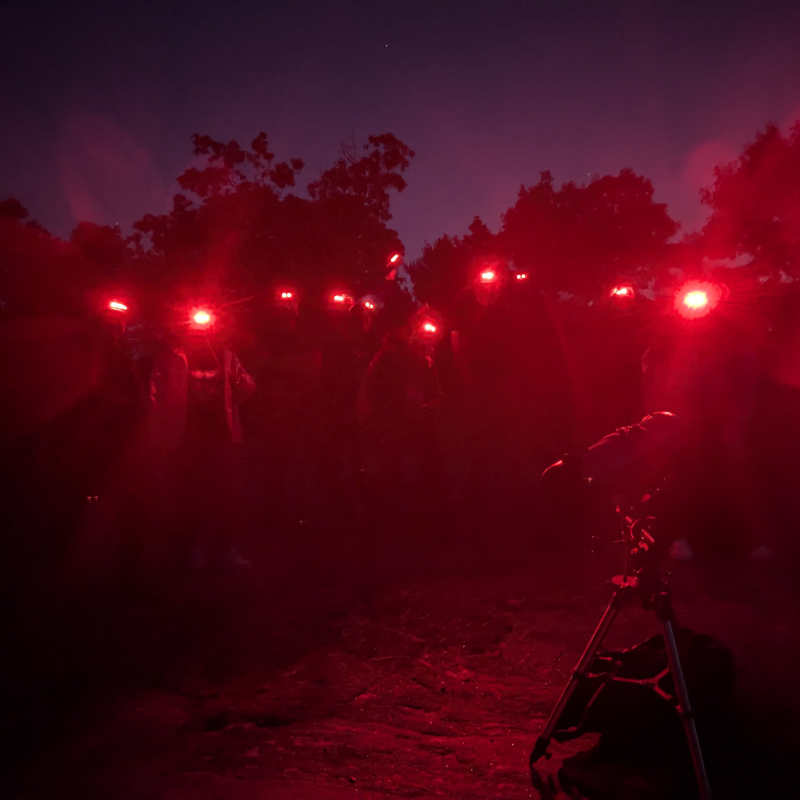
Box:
[3,0,800,259]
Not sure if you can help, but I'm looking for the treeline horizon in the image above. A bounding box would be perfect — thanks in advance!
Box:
[3,119,800,319]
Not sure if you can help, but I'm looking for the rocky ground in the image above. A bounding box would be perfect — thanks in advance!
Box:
[5,526,800,800]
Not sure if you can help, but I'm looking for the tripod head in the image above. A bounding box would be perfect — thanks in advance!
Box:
[612,500,675,613]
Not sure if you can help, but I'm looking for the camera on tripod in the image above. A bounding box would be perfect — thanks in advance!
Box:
[531,412,717,800]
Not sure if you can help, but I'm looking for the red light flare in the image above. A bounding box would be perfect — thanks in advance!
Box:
[329,292,354,310]
[684,290,708,309]
[276,288,298,309]
[515,273,528,281]
[108,300,128,312]
[480,270,497,283]
[364,300,375,310]
[422,322,437,334]
[190,308,215,328]
[388,252,401,265]
[674,281,723,320]
[611,285,634,298]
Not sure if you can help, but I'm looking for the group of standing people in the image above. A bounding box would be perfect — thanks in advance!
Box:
[4,272,796,588]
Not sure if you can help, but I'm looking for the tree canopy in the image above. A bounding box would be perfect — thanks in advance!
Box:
[1,131,416,325]
[5,118,800,323]
[501,169,678,294]
[131,132,413,297]
[410,169,678,306]
[409,217,495,310]
[701,122,800,280]
[0,201,85,315]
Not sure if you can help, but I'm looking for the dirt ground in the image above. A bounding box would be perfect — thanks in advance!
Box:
[5,524,800,800]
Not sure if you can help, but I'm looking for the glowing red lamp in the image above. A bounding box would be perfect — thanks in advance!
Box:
[389,253,401,264]
[364,301,375,310]
[684,290,708,309]
[108,300,128,312]
[515,273,528,281]
[480,270,497,283]
[329,292,354,310]
[276,288,298,309]
[675,281,723,320]
[190,308,215,328]
[611,285,634,298]
[422,322,437,334]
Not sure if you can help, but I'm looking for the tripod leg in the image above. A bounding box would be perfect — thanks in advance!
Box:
[530,591,623,765]
[661,619,713,800]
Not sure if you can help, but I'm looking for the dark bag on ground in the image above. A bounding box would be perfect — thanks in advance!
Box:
[556,628,735,761]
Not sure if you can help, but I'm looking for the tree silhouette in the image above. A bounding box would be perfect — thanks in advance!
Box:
[308,133,414,225]
[701,122,800,280]
[0,199,85,315]
[410,170,677,310]
[0,198,32,223]
[500,169,678,297]
[410,217,495,310]
[131,132,413,298]
[70,222,133,276]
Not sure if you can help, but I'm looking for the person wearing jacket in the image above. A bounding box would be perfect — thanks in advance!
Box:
[358,323,442,530]
[150,328,256,570]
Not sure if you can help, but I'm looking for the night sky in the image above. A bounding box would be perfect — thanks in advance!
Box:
[3,0,800,259]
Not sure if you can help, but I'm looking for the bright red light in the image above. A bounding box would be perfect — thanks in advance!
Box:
[329,293,354,310]
[675,281,722,319]
[364,301,375,310]
[422,322,437,333]
[389,253,401,264]
[480,270,497,283]
[281,291,293,300]
[108,300,128,312]
[611,285,633,298]
[191,309,214,328]
[684,290,708,309]
[515,273,528,281]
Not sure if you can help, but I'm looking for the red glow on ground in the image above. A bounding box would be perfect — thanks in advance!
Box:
[108,300,128,312]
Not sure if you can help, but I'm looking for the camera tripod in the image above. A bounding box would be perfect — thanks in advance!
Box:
[529,511,712,800]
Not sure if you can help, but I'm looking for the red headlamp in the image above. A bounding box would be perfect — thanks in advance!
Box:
[675,281,724,320]
[189,307,216,329]
[611,285,634,299]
